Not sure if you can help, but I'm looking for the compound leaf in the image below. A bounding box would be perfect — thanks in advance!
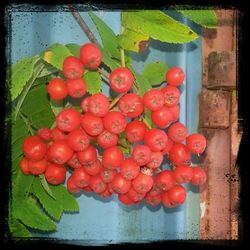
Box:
[83,71,102,95]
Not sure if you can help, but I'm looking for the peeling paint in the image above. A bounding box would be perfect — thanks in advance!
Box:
[200,202,206,219]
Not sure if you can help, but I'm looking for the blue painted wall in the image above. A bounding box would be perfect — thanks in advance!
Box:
[8,8,202,245]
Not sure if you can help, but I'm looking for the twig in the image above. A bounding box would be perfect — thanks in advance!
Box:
[109,93,124,109]
[69,5,98,45]
[142,117,152,129]
[98,68,109,79]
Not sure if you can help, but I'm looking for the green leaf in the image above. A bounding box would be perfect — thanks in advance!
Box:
[41,43,73,70]
[50,98,64,116]
[37,62,58,78]
[144,108,154,129]
[15,198,56,231]
[118,28,150,52]
[83,71,102,94]
[177,9,218,28]
[132,71,152,97]
[122,11,198,44]
[50,184,80,212]
[100,47,121,71]
[66,43,81,57]
[89,12,120,59]
[10,56,39,101]
[21,84,55,128]
[39,174,56,199]
[9,218,32,238]
[143,62,169,86]
[32,177,63,221]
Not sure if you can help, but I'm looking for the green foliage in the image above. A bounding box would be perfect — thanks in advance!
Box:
[132,71,152,97]
[177,9,218,28]
[143,62,169,86]
[9,218,32,238]
[100,47,121,70]
[144,108,154,129]
[15,198,56,231]
[122,11,198,44]
[66,43,81,57]
[32,177,63,221]
[10,56,39,101]
[83,71,102,94]
[89,12,120,59]
[50,99,64,116]
[41,43,73,70]
[118,28,150,52]
[21,84,55,128]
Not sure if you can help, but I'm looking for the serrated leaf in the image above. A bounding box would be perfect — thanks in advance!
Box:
[21,84,55,128]
[50,184,79,212]
[42,43,73,70]
[66,43,81,57]
[144,108,154,129]
[132,71,152,96]
[39,174,56,199]
[37,62,58,78]
[10,56,39,101]
[99,47,121,71]
[143,62,169,86]
[89,12,120,59]
[15,198,56,231]
[122,11,198,44]
[118,28,150,52]
[9,218,32,238]
[83,71,102,94]
[50,98,64,116]
[32,177,63,221]
[177,9,218,28]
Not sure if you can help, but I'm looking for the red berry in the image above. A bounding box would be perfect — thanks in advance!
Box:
[109,67,134,93]
[22,136,47,161]
[100,168,117,183]
[167,184,187,205]
[155,170,176,191]
[77,145,97,165]
[132,172,154,194]
[173,165,193,184]
[90,175,107,193]
[103,111,126,134]
[151,106,174,128]
[118,193,134,205]
[161,192,176,208]
[97,130,118,149]
[80,43,102,69]
[161,85,181,107]
[118,93,144,118]
[147,181,162,197]
[191,167,207,186]
[127,187,145,203]
[67,175,81,193]
[186,133,206,154]
[83,159,103,176]
[81,113,104,136]
[19,157,29,175]
[169,143,191,166]
[51,127,67,141]
[66,78,86,98]
[167,122,188,143]
[67,153,82,169]
[143,89,164,111]
[67,128,90,152]
[144,129,168,152]
[28,158,47,175]
[81,96,90,113]
[166,67,185,86]
[132,145,152,166]
[45,163,66,185]
[63,56,84,79]
[168,105,180,121]
[47,78,68,100]
[145,194,162,206]
[88,93,110,117]
[162,138,174,155]
[56,108,81,132]
[125,120,147,143]
[120,158,140,180]
[99,188,112,198]
[47,140,73,164]
[82,186,93,193]
[102,146,124,170]
[72,167,91,188]
[146,151,163,169]
[37,127,52,141]
[111,173,131,194]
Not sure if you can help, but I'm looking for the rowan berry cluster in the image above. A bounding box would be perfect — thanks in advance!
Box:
[20,43,207,208]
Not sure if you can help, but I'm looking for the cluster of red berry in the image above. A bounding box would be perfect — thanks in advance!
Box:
[19,43,207,208]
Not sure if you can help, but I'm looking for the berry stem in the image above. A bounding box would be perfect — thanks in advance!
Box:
[98,68,109,79]
[142,117,152,129]
[120,25,126,67]
[19,111,36,135]
[110,93,124,109]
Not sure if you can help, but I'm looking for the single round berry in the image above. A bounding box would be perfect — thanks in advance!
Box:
[167,122,188,143]
[191,167,207,186]
[28,158,47,175]
[56,108,81,132]
[169,143,191,166]
[173,165,193,184]
[132,172,154,194]
[151,106,174,128]
[144,129,168,152]
[168,105,180,122]
[51,127,68,141]
[167,184,187,205]
[83,159,103,176]
[127,187,145,203]
[186,133,207,154]
[143,89,164,111]
[100,168,117,183]
[77,145,97,165]
[67,175,81,193]
[80,43,102,69]
[109,67,134,93]
[63,56,84,79]
[118,193,134,205]
[47,78,68,100]
[90,175,107,193]
[161,85,181,107]
[88,93,110,117]
[67,153,82,169]
[125,120,147,143]
[102,146,124,170]
[103,111,127,134]
[97,130,118,149]
[19,157,29,175]
[120,158,140,180]
[81,113,104,136]
[45,163,66,185]
[72,167,91,188]
[155,170,176,191]
[111,173,131,194]
[146,151,164,169]
[161,192,176,208]
[66,78,86,98]
[81,96,90,113]
[145,194,162,206]
[37,127,52,141]
[166,66,185,86]
[132,145,152,166]
[67,128,90,152]
[118,93,144,118]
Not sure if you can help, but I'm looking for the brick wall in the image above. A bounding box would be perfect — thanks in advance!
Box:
[199,9,242,240]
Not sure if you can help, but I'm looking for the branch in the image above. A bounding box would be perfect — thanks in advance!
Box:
[69,5,98,45]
